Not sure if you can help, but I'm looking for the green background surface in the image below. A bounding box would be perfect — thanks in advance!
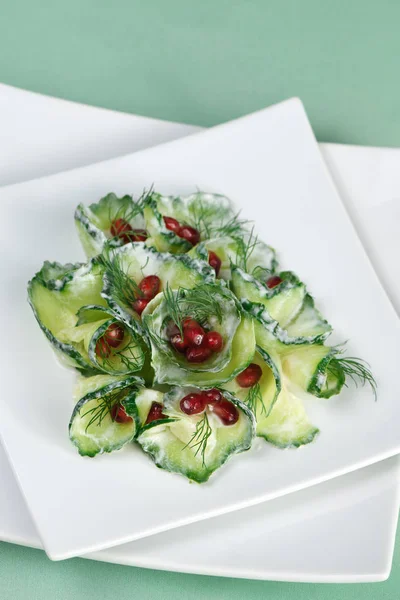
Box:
[1,0,399,598]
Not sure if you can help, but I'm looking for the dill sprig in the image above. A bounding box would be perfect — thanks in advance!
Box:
[183,287,223,326]
[106,187,153,227]
[183,412,213,467]
[235,227,259,272]
[96,330,143,373]
[190,199,249,239]
[244,382,266,415]
[163,285,185,335]
[81,388,127,432]
[101,246,143,307]
[328,354,377,401]
[163,285,223,333]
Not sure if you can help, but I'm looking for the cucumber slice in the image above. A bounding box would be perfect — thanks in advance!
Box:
[75,193,146,258]
[282,344,345,399]
[256,382,319,448]
[28,260,107,371]
[232,265,331,346]
[284,294,332,340]
[137,387,255,483]
[226,346,319,448]
[134,388,165,426]
[101,243,215,333]
[225,346,281,421]
[57,310,145,376]
[143,284,256,386]
[188,237,239,280]
[69,374,143,457]
[143,191,243,254]
[143,194,192,254]
[189,235,277,281]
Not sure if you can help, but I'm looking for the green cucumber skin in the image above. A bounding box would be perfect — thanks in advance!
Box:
[87,317,145,376]
[261,427,320,449]
[75,193,144,258]
[75,204,109,259]
[137,389,256,483]
[255,345,282,418]
[308,356,346,399]
[144,297,256,387]
[101,243,216,335]
[232,264,331,346]
[27,260,103,372]
[143,196,192,254]
[69,376,143,457]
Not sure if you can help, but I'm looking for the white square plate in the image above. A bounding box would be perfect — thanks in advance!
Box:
[0,85,399,581]
[0,98,399,560]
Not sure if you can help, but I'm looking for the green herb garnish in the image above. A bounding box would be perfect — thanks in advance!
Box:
[183,412,213,467]
[328,353,377,401]
[163,284,223,334]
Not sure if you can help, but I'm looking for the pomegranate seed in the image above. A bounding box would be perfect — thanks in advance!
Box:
[182,317,197,328]
[211,398,239,426]
[131,229,148,242]
[110,404,133,424]
[111,218,133,238]
[183,322,205,346]
[95,337,111,359]
[186,344,212,363]
[145,401,166,425]
[180,393,206,415]
[139,275,161,300]
[163,216,181,233]
[208,251,221,276]
[132,298,149,315]
[104,323,125,348]
[204,331,223,352]
[236,363,263,388]
[178,225,200,246]
[202,388,223,404]
[170,333,188,353]
[266,275,283,289]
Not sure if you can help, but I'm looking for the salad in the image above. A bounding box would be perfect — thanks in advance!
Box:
[28,191,376,483]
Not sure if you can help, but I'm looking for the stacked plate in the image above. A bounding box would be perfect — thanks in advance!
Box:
[0,84,399,582]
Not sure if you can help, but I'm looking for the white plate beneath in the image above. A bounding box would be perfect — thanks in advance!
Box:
[1,442,397,583]
[3,94,397,557]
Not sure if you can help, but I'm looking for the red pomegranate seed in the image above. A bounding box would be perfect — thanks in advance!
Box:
[183,321,205,346]
[139,275,161,300]
[178,225,200,246]
[132,298,149,315]
[208,251,221,276]
[111,218,133,238]
[202,388,223,404]
[110,404,133,424]
[145,401,166,425]
[170,333,188,353]
[131,229,148,242]
[182,317,197,328]
[95,337,111,359]
[236,363,263,388]
[266,275,283,289]
[186,344,212,363]
[211,398,239,425]
[104,323,125,348]
[163,216,181,233]
[204,331,223,352]
[180,393,206,415]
